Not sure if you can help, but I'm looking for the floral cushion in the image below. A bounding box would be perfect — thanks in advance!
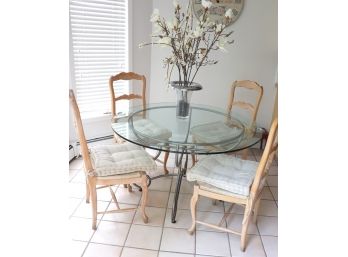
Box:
[186,155,258,196]
[89,143,156,177]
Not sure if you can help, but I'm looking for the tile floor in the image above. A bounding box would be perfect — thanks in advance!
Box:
[69,143,278,257]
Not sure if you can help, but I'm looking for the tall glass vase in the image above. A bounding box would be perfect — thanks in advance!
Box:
[170,81,202,118]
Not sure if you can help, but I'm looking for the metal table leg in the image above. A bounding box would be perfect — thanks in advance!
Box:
[171,150,188,223]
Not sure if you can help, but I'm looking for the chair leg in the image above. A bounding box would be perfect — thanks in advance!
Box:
[252,198,261,223]
[191,153,197,167]
[85,180,90,203]
[163,152,169,175]
[89,180,97,230]
[140,175,149,223]
[241,149,249,160]
[188,185,199,234]
[127,184,133,192]
[241,202,252,252]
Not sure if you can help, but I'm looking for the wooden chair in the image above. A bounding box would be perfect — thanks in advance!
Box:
[69,89,156,229]
[109,72,171,174]
[191,80,263,165]
[187,118,278,251]
[227,80,263,128]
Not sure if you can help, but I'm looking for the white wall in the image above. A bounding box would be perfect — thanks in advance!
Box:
[131,0,153,97]
[149,0,278,129]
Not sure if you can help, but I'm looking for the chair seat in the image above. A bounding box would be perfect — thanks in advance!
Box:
[89,143,156,177]
[191,121,243,143]
[186,155,258,196]
[132,119,172,140]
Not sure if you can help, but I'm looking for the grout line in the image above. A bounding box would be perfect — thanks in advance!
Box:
[156,171,174,257]
[256,223,268,257]
[223,202,233,257]
[118,185,143,257]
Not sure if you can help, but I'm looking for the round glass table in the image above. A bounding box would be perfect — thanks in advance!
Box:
[112,103,262,222]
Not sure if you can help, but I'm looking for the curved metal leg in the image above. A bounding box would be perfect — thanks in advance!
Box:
[171,150,188,223]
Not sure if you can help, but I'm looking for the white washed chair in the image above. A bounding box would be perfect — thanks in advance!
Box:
[70,89,156,229]
[187,118,278,251]
[109,72,172,174]
[191,80,263,162]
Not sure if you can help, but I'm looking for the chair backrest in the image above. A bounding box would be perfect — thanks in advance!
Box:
[69,89,93,174]
[109,72,146,119]
[250,117,278,198]
[227,80,263,124]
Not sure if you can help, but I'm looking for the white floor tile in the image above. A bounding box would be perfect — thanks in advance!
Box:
[69,169,81,181]
[115,186,142,205]
[196,211,227,232]
[149,177,172,192]
[197,196,225,213]
[69,158,83,170]
[195,255,219,257]
[196,230,230,257]
[269,187,278,200]
[73,200,109,220]
[229,234,266,257]
[171,178,194,194]
[147,190,170,208]
[257,216,278,236]
[258,200,278,217]
[158,252,194,257]
[224,203,245,214]
[225,213,259,235]
[83,243,122,257]
[69,198,83,217]
[102,203,137,223]
[266,176,278,187]
[95,186,118,202]
[71,171,86,184]
[69,217,95,242]
[121,247,158,257]
[70,240,87,257]
[69,183,87,199]
[91,221,130,246]
[164,209,193,229]
[268,165,278,176]
[133,206,166,226]
[261,236,278,257]
[125,224,163,250]
[261,187,274,200]
[168,193,192,210]
[160,228,195,254]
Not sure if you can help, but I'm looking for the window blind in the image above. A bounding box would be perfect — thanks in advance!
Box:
[70,0,129,119]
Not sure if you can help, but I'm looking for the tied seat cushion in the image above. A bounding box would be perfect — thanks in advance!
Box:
[186,155,258,196]
[133,119,172,140]
[89,143,156,177]
[190,121,243,143]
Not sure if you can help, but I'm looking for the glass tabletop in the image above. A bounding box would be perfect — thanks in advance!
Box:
[111,103,262,154]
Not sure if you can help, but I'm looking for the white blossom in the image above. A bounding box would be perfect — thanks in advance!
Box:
[225,8,233,19]
[193,27,204,38]
[153,23,162,33]
[173,0,179,8]
[138,42,145,48]
[158,37,171,46]
[202,0,212,9]
[217,38,228,52]
[215,23,224,33]
[150,9,160,22]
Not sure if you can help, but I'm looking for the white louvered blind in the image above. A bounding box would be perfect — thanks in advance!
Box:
[70,0,129,119]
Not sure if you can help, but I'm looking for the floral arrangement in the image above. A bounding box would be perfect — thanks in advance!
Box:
[139,0,235,88]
